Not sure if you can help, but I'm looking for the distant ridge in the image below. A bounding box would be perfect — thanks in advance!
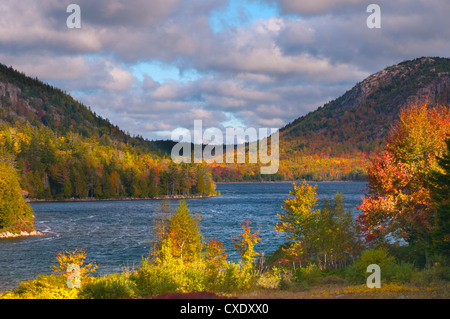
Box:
[0,63,217,200]
[0,63,166,156]
[1,57,449,183]
[280,57,450,157]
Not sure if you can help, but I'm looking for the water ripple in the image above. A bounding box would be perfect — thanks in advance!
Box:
[0,181,365,291]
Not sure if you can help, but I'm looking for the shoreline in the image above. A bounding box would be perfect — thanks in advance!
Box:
[23,180,368,203]
[0,230,45,239]
[26,193,217,204]
[215,180,366,184]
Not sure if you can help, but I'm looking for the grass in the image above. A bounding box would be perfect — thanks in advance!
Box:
[1,245,449,300]
[236,283,450,299]
[2,269,448,299]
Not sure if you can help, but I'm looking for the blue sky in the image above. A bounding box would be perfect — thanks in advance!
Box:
[131,62,203,84]
[209,0,280,33]
[131,0,280,84]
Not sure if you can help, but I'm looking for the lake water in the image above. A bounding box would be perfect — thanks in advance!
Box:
[0,181,366,292]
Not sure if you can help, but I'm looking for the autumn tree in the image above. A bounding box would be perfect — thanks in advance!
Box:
[275,181,359,269]
[156,200,203,264]
[231,218,262,290]
[205,238,228,269]
[357,103,450,264]
[0,160,35,233]
[52,247,98,286]
[275,181,319,244]
[149,200,172,261]
[232,218,261,267]
[205,237,228,287]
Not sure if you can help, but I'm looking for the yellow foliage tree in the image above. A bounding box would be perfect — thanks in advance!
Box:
[52,248,98,286]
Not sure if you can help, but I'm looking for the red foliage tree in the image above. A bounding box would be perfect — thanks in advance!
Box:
[357,103,450,256]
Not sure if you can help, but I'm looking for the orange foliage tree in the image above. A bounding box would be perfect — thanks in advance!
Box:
[52,247,98,286]
[357,103,450,260]
[232,218,262,267]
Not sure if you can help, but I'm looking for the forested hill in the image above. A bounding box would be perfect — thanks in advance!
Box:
[210,57,450,182]
[0,63,165,156]
[280,57,450,157]
[0,63,216,200]
[1,57,449,187]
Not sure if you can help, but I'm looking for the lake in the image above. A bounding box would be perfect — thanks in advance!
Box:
[0,181,366,291]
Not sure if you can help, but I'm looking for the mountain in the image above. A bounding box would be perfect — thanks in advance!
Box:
[2,57,449,186]
[0,63,167,157]
[209,57,450,182]
[0,63,216,200]
[281,57,450,157]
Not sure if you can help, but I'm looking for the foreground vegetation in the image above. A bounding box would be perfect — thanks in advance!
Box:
[1,212,448,299]
[1,103,449,299]
[0,159,35,233]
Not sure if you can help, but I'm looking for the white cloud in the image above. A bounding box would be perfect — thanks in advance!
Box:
[0,0,448,140]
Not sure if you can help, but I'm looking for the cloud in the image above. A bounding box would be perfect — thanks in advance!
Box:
[261,0,371,15]
[0,0,449,141]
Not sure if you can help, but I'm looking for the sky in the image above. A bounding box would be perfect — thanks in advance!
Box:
[0,0,449,141]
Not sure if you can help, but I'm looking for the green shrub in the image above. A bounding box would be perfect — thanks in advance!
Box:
[412,263,450,286]
[217,262,241,293]
[257,267,282,289]
[294,263,325,287]
[129,259,178,297]
[0,161,35,233]
[79,273,137,299]
[173,259,206,293]
[0,274,78,299]
[344,247,416,285]
[383,262,415,284]
[277,268,296,291]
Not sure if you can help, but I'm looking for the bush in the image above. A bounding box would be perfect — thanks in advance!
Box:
[294,264,325,287]
[257,267,282,289]
[412,263,450,286]
[344,247,416,285]
[129,259,178,297]
[52,248,98,285]
[383,262,415,284]
[79,273,137,299]
[318,275,346,285]
[0,274,78,299]
[217,262,242,293]
[0,161,35,233]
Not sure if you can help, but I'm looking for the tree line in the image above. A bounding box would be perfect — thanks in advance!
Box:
[0,120,216,202]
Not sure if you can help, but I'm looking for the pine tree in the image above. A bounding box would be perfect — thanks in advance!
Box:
[429,137,450,260]
[163,200,203,263]
[0,161,35,233]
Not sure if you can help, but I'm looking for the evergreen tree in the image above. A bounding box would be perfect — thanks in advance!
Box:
[0,160,35,233]
[429,137,450,260]
[162,200,203,263]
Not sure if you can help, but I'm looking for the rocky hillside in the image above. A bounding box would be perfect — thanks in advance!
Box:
[0,63,164,156]
[280,57,450,157]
